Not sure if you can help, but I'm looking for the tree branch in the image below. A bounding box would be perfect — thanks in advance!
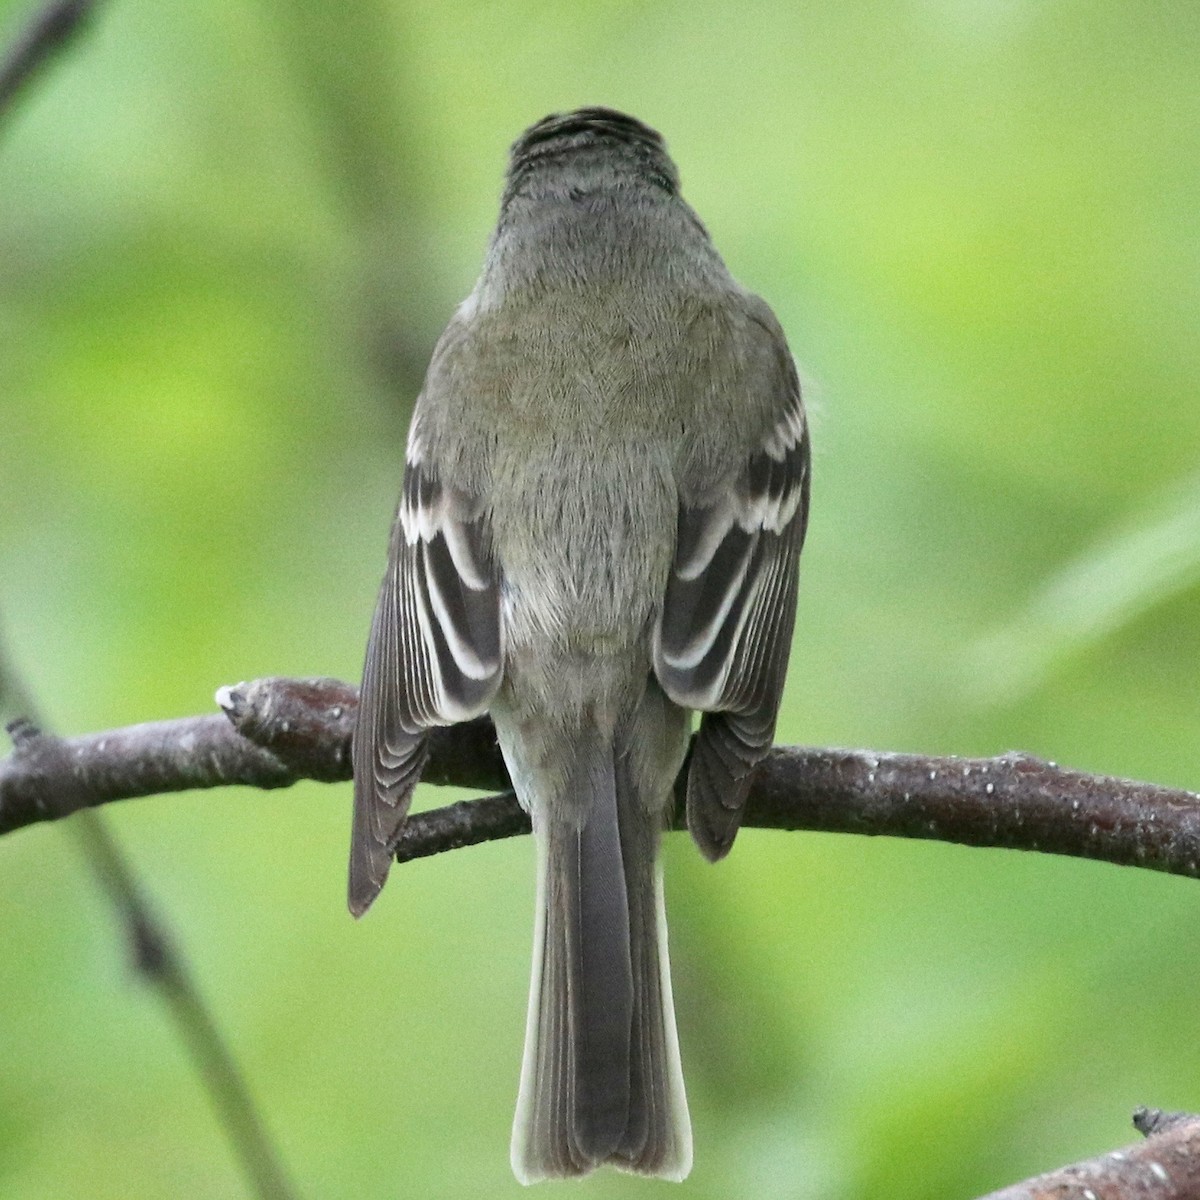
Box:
[0,657,299,1200]
[4,676,1199,885]
[978,1109,1200,1199]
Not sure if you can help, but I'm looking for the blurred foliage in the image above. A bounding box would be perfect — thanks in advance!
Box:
[1,1,1199,1197]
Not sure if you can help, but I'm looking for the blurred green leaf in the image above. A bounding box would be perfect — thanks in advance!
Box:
[969,475,1200,705]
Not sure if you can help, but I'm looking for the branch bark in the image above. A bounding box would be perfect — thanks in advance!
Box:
[4,676,1200,885]
[979,1109,1200,1200]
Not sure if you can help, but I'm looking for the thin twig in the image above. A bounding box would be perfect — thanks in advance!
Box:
[0,653,299,1200]
[4,676,1200,888]
[72,808,299,1200]
[0,0,97,118]
[978,1109,1200,1199]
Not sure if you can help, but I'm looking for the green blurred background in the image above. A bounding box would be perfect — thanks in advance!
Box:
[2,1,1199,1197]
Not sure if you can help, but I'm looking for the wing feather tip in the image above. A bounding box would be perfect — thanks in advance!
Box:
[691,826,736,863]
[685,781,744,862]
[347,870,386,918]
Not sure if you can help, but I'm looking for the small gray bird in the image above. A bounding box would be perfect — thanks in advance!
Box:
[351,107,809,1183]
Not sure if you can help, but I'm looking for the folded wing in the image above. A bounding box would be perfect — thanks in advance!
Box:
[350,442,503,914]
[654,363,809,859]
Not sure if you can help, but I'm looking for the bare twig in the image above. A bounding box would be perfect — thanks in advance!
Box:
[0,659,298,1200]
[74,808,299,1200]
[978,1109,1200,1199]
[0,0,97,118]
[5,676,1200,887]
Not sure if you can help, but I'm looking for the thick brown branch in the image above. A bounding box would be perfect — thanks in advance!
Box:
[4,677,1200,888]
[978,1109,1200,1199]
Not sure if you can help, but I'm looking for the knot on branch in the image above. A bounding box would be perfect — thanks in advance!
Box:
[5,715,42,745]
[2,719,85,820]
[1133,1106,1197,1138]
[216,677,356,782]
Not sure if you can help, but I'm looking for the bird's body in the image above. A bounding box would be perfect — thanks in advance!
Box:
[351,109,809,1183]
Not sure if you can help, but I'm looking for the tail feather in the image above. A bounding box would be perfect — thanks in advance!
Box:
[511,740,692,1183]
[614,748,691,1177]
[571,751,634,1158]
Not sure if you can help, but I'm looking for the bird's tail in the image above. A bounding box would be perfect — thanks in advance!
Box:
[510,738,692,1183]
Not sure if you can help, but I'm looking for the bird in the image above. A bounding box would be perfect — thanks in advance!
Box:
[350,106,810,1183]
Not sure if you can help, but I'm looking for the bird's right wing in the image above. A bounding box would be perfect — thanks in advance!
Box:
[654,330,809,859]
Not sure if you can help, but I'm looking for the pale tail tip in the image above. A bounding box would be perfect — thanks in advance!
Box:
[508,1155,692,1185]
[510,1128,693,1184]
